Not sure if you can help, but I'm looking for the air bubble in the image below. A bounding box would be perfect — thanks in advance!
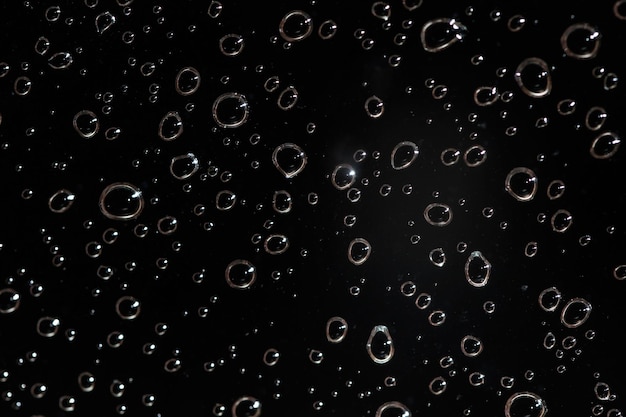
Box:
[115,296,141,320]
[441,148,460,165]
[429,248,446,267]
[225,260,256,289]
[366,325,394,364]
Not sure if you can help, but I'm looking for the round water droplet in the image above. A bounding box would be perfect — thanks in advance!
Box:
[595,382,612,401]
[375,401,411,417]
[464,145,487,166]
[469,372,485,386]
[263,348,280,366]
[272,190,292,214]
[551,209,573,233]
[37,316,61,337]
[348,238,371,265]
[175,67,200,96]
[561,23,601,59]
[590,131,620,159]
[155,111,185,141]
[78,372,96,392]
[461,335,483,357]
[216,190,237,210]
[115,296,141,320]
[212,93,249,128]
[557,99,577,115]
[428,376,447,395]
[421,18,468,52]
[391,141,419,169]
[441,148,460,166]
[14,76,32,96]
[48,189,76,213]
[99,182,144,221]
[366,325,394,364]
[585,106,608,131]
[465,251,491,287]
[73,110,99,138]
[34,36,50,55]
[225,260,256,289]
[429,248,446,267]
[538,287,562,312]
[326,316,348,343]
[277,86,299,110]
[415,293,432,309]
[48,52,73,69]
[560,297,592,328]
[473,86,499,106]
[547,180,565,200]
[318,20,338,39]
[264,234,289,255]
[429,310,447,326]
[272,143,307,178]
[331,164,356,190]
[613,265,626,280]
[504,392,548,417]
[365,95,384,118]
[279,10,313,42]
[0,289,20,314]
[505,167,538,202]
[424,203,452,226]
[169,153,199,180]
[514,58,552,98]
[219,33,244,56]
[507,15,526,32]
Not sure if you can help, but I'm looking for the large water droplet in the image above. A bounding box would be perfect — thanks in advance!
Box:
[514,57,552,98]
[115,296,141,320]
[36,316,61,338]
[538,287,562,312]
[465,251,491,287]
[375,401,411,417]
[348,238,371,265]
[225,260,257,289]
[326,316,348,343]
[279,10,313,42]
[561,23,601,59]
[366,325,394,364]
[95,11,116,34]
[331,164,356,189]
[98,182,144,221]
[175,67,200,96]
[169,153,199,180]
[560,297,592,328]
[590,131,620,159]
[48,52,73,69]
[212,93,250,128]
[48,189,76,213]
[420,18,468,52]
[158,111,183,141]
[272,143,307,178]
[391,141,419,169]
[0,289,20,314]
[73,110,99,138]
[505,167,538,202]
[272,190,292,213]
[505,392,548,417]
[424,203,452,226]
[460,335,483,357]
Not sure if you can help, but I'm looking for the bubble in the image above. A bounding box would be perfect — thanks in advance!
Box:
[431,85,448,99]
[415,293,432,309]
[277,86,299,110]
[263,348,280,366]
[175,67,200,96]
[400,281,416,296]
[36,316,61,338]
[72,110,99,138]
[225,260,256,289]
[99,182,144,221]
[264,76,280,92]
[158,111,183,141]
[216,190,237,210]
[561,23,601,59]
[48,189,76,213]
[594,382,612,401]
[547,180,565,200]
[95,11,116,34]
[424,203,452,226]
[272,143,307,178]
[48,52,73,69]
[232,396,261,417]
[508,15,526,32]
[331,164,356,190]
[441,148,460,166]
[59,395,76,412]
[585,106,608,131]
[375,401,411,417]
[504,392,548,417]
[264,234,289,255]
[207,0,223,18]
[0,289,20,314]
[538,287,562,312]
[551,209,573,233]
[279,10,313,42]
[391,141,419,169]
[271,190,292,214]
[318,20,338,39]
[371,2,391,20]
[590,131,620,159]
[115,296,141,320]
[428,310,446,326]
[348,238,372,265]
[505,167,538,202]
[326,316,348,343]
[465,251,491,287]
[170,153,199,180]
[461,335,483,357]
[429,248,446,267]
[366,325,394,364]
[613,265,626,280]
[219,33,244,56]
[420,18,468,52]
[212,93,249,128]
[514,58,552,98]
[473,86,499,106]
[428,376,447,395]
[365,95,385,118]
[560,297,592,328]
[463,145,487,167]
[309,349,324,364]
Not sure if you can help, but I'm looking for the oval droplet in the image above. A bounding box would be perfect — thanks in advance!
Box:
[504,392,548,417]
[36,316,61,338]
[0,289,20,314]
[272,190,292,213]
[514,57,552,98]
[225,259,256,289]
[465,251,491,287]
[365,95,384,118]
[175,67,201,96]
[590,131,620,159]
[505,167,538,202]
[263,234,289,255]
[277,86,299,110]
[279,10,313,42]
[585,106,608,131]
[272,143,307,178]
[331,164,356,190]
[212,93,250,128]
[95,11,116,34]
[391,141,419,169]
[73,110,99,138]
[560,297,592,328]
[366,325,394,364]
[232,396,261,417]
[158,111,183,141]
[99,182,144,221]
[48,189,76,213]
[219,33,244,56]
[561,23,601,60]
[464,145,487,166]
[216,190,237,211]
[551,209,573,233]
[421,18,468,52]
[474,86,499,106]
[348,238,371,265]
[428,376,447,395]
[460,335,483,357]
[538,287,562,312]
[169,153,199,180]
[115,296,141,320]
[424,203,452,226]
[326,316,348,343]
[429,248,446,267]
[375,401,411,417]
[48,52,73,69]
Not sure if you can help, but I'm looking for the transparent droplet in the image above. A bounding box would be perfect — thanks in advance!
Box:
[326,316,348,343]
[78,372,96,392]
[415,293,432,309]
[48,52,73,69]
[441,148,460,166]
[34,36,50,55]
[474,86,499,106]
[505,167,538,202]
[464,145,487,166]
[331,164,356,190]
[421,18,468,52]
[561,23,601,60]
[514,58,552,98]
[277,86,299,110]
[547,180,565,200]
[348,238,371,265]
[366,325,394,364]
[318,20,338,39]
[225,259,256,289]
[538,287,562,312]
[543,332,556,349]
[429,248,446,267]
[59,395,76,412]
[169,153,199,180]
[469,372,485,386]
[465,251,491,287]
[504,392,548,417]
[551,209,573,233]
[391,141,419,169]
[207,0,223,18]
[99,182,144,221]
[272,143,307,178]
[36,316,61,338]
[14,76,31,96]
[400,281,416,296]
[508,15,526,32]
[424,203,452,226]
[73,110,99,138]
[460,335,483,357]
[216,190,237,210]
[0,289,20,314]
[158,111,183,141]
[613,265,626,280]
[428,310,446,326]
[428,376,447,395]
[232,396,261,417]
[175,67,200,96]
[560,297,592,328]
[594,382,612,401]
[279,10,313,42]
[371,2,391,21]
[375,401,411,417]
[115,296,141,320]
[364,95,384,118]
[49,189,76,213]
[309,349,324,364]
[263,348,280,366]
[557,99,577,115]
[212,93,249,128]
[219,33,244,56]
[264,234,289,255]
[585,106,608,131]
[95,11,116,34]
[590,131,620,159]
[264,76,280,92]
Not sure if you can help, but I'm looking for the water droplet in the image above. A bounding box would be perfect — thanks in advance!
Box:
[48,52,73,69]
[429,248,446,267]
[216,190,237,210]
[115,296,141,320]
[585,106,608,131]
[264,234,289,255]
[318,20,338,39]
[212,93,249,128]
[538,287,562,312]
[99,182,144,221]
[428,376,447,395]
[207,1,223,18]
[461,335,483,357]
[272,143,307,178]
[421,18,468,52]
[415,293,432,309]
[0,289,20,314]
[375,401,411,417]
[225,260,256,289]
[504,392,548,417]
[232,396,261,417]
[561,23,601,59]
[424,203,452,226]
[464,145,487,167]
[169,153,199,180]
[348,238,372,265]
[508,15,526,32]
[365,95,385,118]
[219,33,244,56]
[95,11,116,34]
[594,382,612,401]
[78,372,96,392]
[331,164,356,189]
[590,131,620,159]
[560,297,592,328]
[263,348,280,366]
[277,86,299,110]
[158,111,183,141]
[36,316,61,338]
[279,10,313,42]
[73,110,99,138]
[366,325,394,364]
[465,251,491,287]
[34,36,50,55]
[514,58,552,98]
[505,167,538,202]
[551,209,573,233]
[326,316,348,343]
[441,148,460,166]
[429,310,447,326]
[391,141,419,169]
[473,86,499,106]
[371,2,391,21]
[175,67,200,96]
[48,189,76,213]
[613,265,626,280]
[547,180,565,200]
